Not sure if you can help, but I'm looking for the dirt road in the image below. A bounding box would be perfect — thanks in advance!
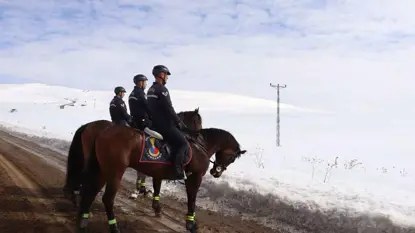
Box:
[0,129,278,233]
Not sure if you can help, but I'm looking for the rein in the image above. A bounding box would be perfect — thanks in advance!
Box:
[209,151,239,171]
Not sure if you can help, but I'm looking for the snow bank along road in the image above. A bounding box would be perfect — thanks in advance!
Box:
[0,128,280,233]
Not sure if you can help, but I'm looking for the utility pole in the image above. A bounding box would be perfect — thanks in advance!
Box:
[270,83,287,147]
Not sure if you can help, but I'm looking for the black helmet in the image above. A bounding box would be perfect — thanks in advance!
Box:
[152,65,171,77]
[133,74,148,84]
[114,86,126,94]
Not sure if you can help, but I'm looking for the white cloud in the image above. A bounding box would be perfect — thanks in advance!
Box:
[0,0,415,118]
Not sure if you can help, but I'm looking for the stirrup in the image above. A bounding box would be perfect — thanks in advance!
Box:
[144,127,163,140]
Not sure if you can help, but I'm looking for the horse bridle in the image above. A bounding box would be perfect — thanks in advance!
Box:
[210,151,240,173]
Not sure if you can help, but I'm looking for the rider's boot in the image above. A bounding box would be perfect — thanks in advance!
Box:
[135,179,145,193]
[173,146,186,179]
[139,186,147,194]
[138,183,147,194]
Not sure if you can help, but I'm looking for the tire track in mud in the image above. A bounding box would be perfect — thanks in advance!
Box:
[0,145,75,232]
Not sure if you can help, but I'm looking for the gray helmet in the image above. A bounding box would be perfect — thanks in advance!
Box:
[133,74,148,84]
[152,65,171,77]
[114,86,126,94]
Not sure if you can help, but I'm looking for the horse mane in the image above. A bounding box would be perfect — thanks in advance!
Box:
[199,128,242,158]
[181,129,207,154]
[176,108,207,153]
[196,113,202,124]
[177,109,202,125]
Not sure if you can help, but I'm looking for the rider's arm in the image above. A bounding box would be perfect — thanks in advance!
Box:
[117,99,132,122]
[109,100,116,119]
[138,91,152,119]
[128,92,138,117]
[158,87,181,124]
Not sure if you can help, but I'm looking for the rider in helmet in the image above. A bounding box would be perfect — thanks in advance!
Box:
[128,74,152,130]
[147,65,187,179]
[109,86,132,126]
[129,74,152,194]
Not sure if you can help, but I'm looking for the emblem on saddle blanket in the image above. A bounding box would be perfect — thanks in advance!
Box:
[139,135,192,165]
[146,137,166,160]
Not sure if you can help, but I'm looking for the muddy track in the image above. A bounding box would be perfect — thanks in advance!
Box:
[0,129,278,233]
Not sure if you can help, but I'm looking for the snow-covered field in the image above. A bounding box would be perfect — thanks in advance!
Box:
[1,83,414,232]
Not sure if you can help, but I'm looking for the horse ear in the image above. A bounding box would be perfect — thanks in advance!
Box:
[194,107,199,113]
[239,150,247,154]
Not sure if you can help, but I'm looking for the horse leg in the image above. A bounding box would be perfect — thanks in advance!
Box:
[77,171,104,232]
[102,175,123,233]
[184,174,202,233]
[151,178,162,217]
[72,170,87,208]
[136,171,147,195]
[131,171,150,200]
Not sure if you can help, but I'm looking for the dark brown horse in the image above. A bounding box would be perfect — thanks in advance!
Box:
[63,108,203,205]
[76,125,246,233]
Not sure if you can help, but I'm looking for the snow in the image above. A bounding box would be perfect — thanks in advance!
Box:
[0,83,414,228]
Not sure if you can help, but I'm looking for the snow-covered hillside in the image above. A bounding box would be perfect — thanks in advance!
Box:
[0,83,414,231]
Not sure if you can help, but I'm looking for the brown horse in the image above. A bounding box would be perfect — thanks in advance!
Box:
[76,125,246,233]
[63,108,203,205]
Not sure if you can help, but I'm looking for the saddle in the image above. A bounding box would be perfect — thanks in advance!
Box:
[135,125,200,143]
[143,127,163,140]
[141,127,203,152]
[137,126,205,166]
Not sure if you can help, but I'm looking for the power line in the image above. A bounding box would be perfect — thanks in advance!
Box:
[270,83,287,147]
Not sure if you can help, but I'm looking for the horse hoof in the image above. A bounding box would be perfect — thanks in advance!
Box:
[109,224,121,233]
[153,208,162,216]
[186,220,197,233]
[152,200,162,216]
[155,212,162,218]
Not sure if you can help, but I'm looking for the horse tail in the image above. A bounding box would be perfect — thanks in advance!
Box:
[65,123,88,192]
[85,136,100,179]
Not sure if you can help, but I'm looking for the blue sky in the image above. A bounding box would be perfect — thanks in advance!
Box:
[1,0,415,115]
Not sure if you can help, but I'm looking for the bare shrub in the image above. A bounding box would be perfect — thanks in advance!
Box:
[377,167,388,174]
[343,159,363,170]
[323,156,338,183]
[248,145,265,168]
[399,168,408,177]
[302,156,324,180]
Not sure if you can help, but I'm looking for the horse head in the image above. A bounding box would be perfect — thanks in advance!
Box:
[210,148,246,178]
[199,128,246,178]
[178,107,202,131]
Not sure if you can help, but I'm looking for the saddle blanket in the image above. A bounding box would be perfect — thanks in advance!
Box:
[139,134,192,166]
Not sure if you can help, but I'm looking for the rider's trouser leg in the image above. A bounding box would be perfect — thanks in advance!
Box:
[162,126,187,177]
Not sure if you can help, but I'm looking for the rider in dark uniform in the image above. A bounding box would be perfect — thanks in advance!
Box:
[147,65,187,179]
[128,74,153,194]
[109,86,132,126]
[128,74,152,131]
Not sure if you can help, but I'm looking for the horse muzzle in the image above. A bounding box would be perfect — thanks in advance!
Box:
[210,166,224,178]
